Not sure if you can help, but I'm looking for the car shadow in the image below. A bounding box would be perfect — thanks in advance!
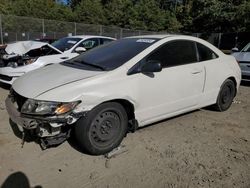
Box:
[1,171,42,188]
[241,81,250,87]
[0,82,11,90]
[67,131,89,155]
[68,109,205,155]
[136,109,200,131]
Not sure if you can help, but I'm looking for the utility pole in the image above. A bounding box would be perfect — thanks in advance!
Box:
[0,14,3,44]
[42,19,45,38]
[74,22,77,36]
[174,0,178,13]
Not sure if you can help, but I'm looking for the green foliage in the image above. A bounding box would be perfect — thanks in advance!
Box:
[190,0,250,33]
[103,0,134,28]
[0,0,74,21]
[0,0,249,33]
[74,0,105,24]
[133,0,166,31]
[235,1,250,32]
[0,0,13,14]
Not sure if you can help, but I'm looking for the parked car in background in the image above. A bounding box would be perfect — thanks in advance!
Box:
[0,44,7,49]
[35,38,58,44]
[0,35,115,84]
[232,42,250,81]
[6,35,241,155]
[0,44,7,56]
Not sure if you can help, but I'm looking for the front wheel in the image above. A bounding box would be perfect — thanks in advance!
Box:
[214,79,236,111]
[74,102,128,155]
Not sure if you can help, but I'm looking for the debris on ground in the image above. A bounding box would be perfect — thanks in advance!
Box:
[233,99,242,104]
[0,102,5,110]
[105,159,111,169]
[104,145,128,159]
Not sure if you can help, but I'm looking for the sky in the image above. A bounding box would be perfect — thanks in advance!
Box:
[56,0,68,5]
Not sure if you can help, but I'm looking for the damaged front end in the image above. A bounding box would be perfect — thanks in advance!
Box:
[0,41,60,68]
[0,41,62,83]
[5,89,85,149]
[0,53,37,68]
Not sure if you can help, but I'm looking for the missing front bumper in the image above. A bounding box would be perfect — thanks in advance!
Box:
[5,97,85,149]
[40,127,71,150]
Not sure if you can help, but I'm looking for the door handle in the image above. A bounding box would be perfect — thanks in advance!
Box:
[191,70,202,74]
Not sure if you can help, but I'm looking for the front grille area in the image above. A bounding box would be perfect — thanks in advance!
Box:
[0,74,12,81]
[242,75,250,80]
[11,89,27,111]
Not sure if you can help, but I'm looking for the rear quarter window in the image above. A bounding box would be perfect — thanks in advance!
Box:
[197,42,218,61]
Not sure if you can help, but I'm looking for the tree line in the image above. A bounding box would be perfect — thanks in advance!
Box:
[0,0,249,33]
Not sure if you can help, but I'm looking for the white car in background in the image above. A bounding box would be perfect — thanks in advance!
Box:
[232,42,250,81]
[6,35,241,155]
[0,35,115,84]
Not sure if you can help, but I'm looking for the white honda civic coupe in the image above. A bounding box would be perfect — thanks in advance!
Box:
[0,35,115,84]
[6,35,241,155]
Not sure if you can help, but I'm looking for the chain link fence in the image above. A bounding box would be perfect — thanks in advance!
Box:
[0,14,157,44]
[0,14,249,51]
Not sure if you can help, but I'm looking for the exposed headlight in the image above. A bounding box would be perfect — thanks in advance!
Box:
[24,58,37,65]
[21,99,80,115]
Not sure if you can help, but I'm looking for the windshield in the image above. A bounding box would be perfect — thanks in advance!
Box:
[242,43,250,52]
[63,38,159,71]
[51,37,82,52]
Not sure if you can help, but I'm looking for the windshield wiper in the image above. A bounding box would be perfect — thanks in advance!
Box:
[72,60,106,71]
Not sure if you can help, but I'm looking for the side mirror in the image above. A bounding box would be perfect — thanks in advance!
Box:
[231,47,239,53]
[141,60,162,73]
[75,47,87,53]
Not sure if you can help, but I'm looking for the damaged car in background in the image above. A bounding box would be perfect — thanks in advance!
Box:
[0,35,115,84]
[5,35,241,155]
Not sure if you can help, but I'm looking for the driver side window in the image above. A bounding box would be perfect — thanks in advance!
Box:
[76,38,100,51]
[146,40,197,68]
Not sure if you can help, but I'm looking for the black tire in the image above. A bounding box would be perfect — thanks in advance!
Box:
[214,79,236,111]
[74,102,128,155]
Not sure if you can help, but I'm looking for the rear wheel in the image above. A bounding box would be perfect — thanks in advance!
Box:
[74,102,128,155]
[214,79,236,111]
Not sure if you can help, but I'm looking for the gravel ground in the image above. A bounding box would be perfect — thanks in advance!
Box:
[0,83,249,188]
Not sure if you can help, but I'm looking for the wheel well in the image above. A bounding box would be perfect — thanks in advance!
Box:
[227,77,237,96]
[108,99,135,121]
[103,99,138,132]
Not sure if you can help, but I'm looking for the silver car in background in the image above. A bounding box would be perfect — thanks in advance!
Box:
[232,42,250,81]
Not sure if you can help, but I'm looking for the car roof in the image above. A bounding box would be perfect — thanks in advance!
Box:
[65,35,116,40]
[126,34,175,39]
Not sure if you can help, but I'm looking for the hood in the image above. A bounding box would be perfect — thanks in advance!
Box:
[5,41,62,55]
[12,63,105,99]
[232,52,250,62]
[36,52,79,65]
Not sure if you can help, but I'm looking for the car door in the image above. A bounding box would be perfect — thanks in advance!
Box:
[133,40,205,124]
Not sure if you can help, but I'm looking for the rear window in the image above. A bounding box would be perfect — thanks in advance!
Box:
[68,38,159,70]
